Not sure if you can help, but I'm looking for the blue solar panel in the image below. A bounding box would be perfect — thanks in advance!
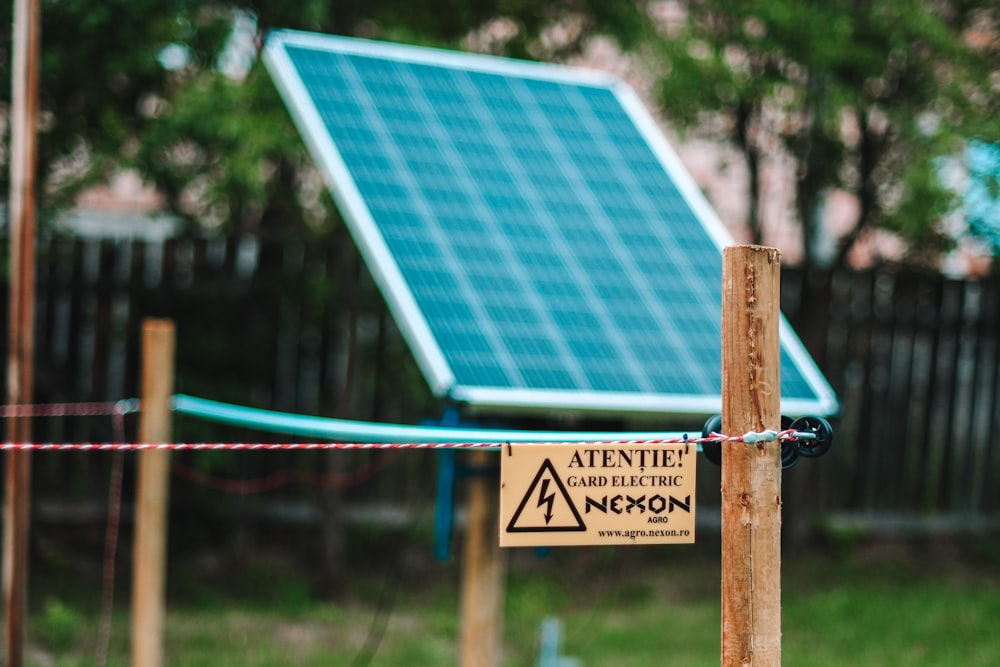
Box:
[264,30,838,416]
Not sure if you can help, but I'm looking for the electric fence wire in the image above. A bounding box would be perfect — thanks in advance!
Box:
[1,395,817,666]
[0,399,137,667]
[95,402,131,667]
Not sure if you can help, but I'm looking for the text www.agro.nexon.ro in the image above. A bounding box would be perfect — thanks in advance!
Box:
[597,529,691,539]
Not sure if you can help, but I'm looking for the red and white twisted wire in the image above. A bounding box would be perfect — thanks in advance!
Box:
[0,430,809,451]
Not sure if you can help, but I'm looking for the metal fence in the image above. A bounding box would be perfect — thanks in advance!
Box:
[782,267,1000,523]
[4,233,999,523]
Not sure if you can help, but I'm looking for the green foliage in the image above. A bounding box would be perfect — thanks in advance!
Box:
[0,0,1000,260]
[132,63,314,232]
[36,597,85,654]
[883,157,960,255]
[8,1,996,262]
[3,0,650,237]
[650,0,999,268]
[784,576,1000,666]
[21,543,1000,666]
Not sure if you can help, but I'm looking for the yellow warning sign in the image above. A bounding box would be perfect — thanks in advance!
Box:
[500,442,696,547]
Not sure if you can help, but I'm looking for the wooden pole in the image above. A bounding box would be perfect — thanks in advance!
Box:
[457,450,504,667]
[4,0,40,664]
[721,245,782,667]
[131,319,175,667]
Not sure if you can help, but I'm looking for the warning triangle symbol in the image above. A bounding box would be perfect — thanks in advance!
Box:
[506,458,586,533]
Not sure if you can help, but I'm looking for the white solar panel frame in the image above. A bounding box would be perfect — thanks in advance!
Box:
[264,29,839,417]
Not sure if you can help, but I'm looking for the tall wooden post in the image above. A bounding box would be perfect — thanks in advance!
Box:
[721,245,782,667]
[458,450,504,667]
[4,0,40,664]
[131,319,175,667]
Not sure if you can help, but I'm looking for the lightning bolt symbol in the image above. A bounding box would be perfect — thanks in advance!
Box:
[537,478,555,524]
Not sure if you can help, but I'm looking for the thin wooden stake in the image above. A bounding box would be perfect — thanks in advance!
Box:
[458,450,504,667]
[4,0,40,664]
[131,319,175,667]
[721,245,782,667]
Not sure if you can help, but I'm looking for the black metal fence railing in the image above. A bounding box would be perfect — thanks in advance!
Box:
[3,233,999,521]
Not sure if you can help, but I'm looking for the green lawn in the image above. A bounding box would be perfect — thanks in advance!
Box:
[19,537,1000,666]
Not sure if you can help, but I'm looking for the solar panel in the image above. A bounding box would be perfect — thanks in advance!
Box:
[263,30,838,417]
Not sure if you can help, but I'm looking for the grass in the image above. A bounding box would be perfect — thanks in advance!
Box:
[17,536,1000,666]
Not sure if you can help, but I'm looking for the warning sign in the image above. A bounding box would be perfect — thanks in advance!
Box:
[500,442,696,547]
[506,458,587,533]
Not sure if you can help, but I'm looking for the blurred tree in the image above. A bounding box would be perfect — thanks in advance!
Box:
[651,0,999,268]
[0,0,649,236]
[4,1,996,256]
[0,0,225,211]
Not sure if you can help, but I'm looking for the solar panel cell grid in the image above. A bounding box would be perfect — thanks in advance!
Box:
[265,31,838,416]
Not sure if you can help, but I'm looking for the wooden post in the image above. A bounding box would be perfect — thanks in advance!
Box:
[458,450,504,667]
[131,319,175,667]
[721,245,782,667]
[4,0,40,664]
